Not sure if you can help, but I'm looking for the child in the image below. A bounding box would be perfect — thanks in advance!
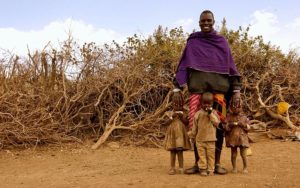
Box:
[188,92,220,176]
[224,95,250,173]
[164,93,191,175]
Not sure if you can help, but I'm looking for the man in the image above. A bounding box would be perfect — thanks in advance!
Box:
[173,10,241,174]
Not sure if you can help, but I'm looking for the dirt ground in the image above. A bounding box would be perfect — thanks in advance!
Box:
[0,134,299,188]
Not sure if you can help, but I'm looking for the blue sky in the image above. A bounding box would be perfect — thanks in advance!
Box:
[1,0,300,55]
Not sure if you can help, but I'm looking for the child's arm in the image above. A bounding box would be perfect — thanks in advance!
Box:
[223,119,231,132]
[209,110,220,127]
[180,111,189,126]
[239,116,250,131]
[165,111,174,120]
[224,114,236,131]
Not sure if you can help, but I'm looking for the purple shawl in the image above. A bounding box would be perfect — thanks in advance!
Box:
[175,30,240,86]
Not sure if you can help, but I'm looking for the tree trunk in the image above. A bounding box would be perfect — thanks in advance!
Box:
[91,127,115,150]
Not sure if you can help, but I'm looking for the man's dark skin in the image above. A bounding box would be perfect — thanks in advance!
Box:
[173,10,240,174]
[173,11,216,104]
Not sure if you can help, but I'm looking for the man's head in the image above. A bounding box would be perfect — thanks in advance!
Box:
[199,10,215,33]
[202,92,214,110]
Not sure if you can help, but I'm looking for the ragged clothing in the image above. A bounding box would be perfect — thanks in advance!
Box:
[190,109,220,142]
[224,113,250,148]
[164,111,191,151]
[188,94,226,129]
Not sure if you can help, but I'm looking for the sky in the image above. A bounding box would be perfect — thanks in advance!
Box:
[1,0,300,55]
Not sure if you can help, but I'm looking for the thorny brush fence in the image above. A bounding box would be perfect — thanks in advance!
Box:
[0,24,299,149]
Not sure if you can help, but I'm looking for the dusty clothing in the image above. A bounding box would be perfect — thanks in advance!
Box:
[224,113,250,148]
[190,109,220,142]
[188,93,226,129]
[196,141,215,171]
[164,112,191,151]
[190,109,219,171]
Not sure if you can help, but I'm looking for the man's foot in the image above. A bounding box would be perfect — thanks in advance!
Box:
[168,168,176,175]
[184,165,199,174]
[242,168,248,174]
[199,169,208,176]
[214,164,227,174]
[231,168,238,174]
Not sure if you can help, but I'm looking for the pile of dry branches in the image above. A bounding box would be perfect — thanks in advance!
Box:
[0,26,299,149]
[227,27,300,132]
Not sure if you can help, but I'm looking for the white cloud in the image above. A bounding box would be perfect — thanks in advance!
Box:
[247,10,300,53]
[289,17,300,28]
[249,10,280,36]
[174,18,194,32]
[0,18,125,56]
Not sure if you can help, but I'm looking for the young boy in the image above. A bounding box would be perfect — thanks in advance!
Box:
[188,92,220,176]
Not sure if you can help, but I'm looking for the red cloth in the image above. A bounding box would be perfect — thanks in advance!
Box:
[189,94,201,129]
[188,93,226,129]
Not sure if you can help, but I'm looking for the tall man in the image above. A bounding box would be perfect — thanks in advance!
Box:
[173,10,241,174]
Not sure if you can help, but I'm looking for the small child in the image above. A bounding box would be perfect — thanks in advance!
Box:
[188,92,220,176]
[224,95,250,174]
[164,93,191,175]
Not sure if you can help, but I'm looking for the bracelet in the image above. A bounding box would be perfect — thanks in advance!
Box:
[233,90,240,93]
[173,88,181,92]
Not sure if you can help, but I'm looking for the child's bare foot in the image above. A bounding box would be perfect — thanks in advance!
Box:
[242,169,248,174]
[168,168,176,175]
[178,168,184,174]
[231,168,238,173]
[207,171,214,176]
[199,169,208,176]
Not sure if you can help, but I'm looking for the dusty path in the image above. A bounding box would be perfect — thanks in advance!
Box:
[0,138,299,188]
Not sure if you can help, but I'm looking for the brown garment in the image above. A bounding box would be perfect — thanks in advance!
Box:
[196,141,215,171]
[190,109,220,142]
[224,113,250,148]
[164,112,191,151]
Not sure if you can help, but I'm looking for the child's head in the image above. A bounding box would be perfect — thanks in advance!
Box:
[202,92,213,110]
[230,95,242,114]
[171,92,184,111]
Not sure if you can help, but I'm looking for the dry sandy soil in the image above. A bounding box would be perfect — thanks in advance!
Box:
[0,133,299,188]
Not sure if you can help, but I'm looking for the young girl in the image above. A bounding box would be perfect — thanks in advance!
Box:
[224,95,250,173]
[164,93,191,175]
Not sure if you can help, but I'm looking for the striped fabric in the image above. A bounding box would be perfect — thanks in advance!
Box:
[188,93,226,129]
[188,94,201,129]
[213,94,227,121]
